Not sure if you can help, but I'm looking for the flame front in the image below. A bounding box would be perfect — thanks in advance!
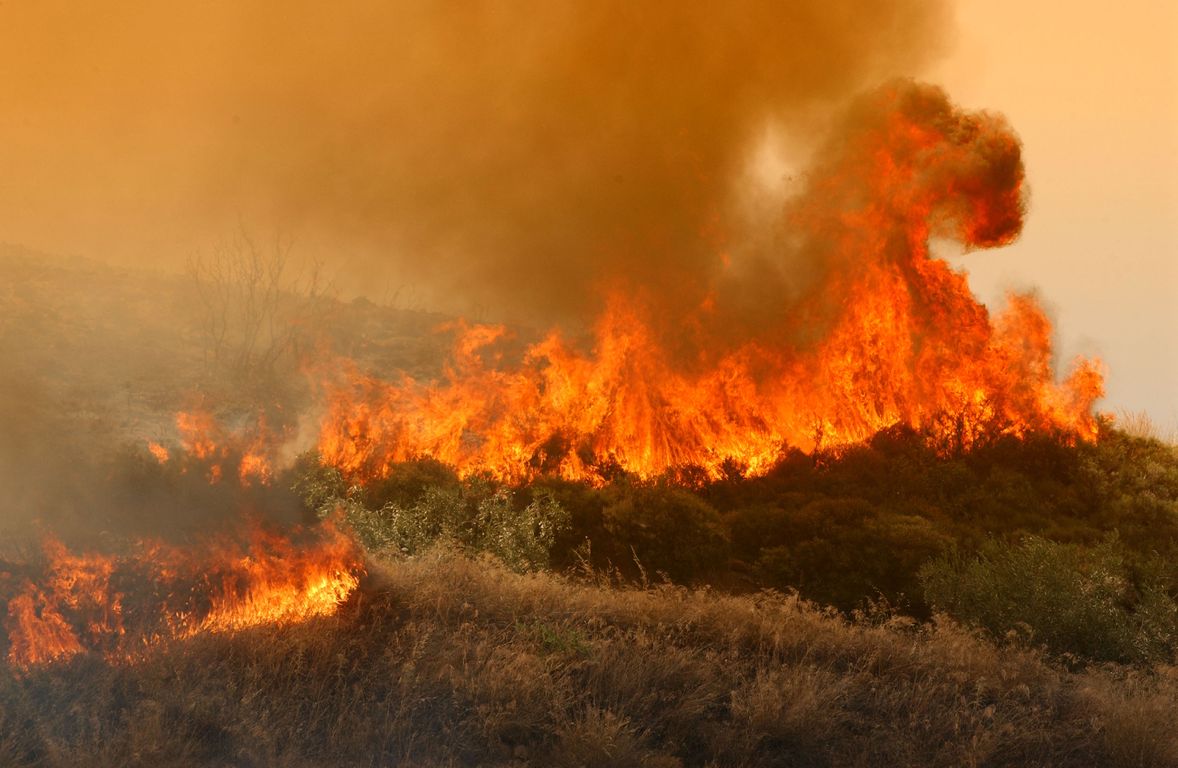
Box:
[2,523,363,669]
[317,83,1103,484]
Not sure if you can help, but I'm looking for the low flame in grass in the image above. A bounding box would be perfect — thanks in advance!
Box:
[315,83,1103,484]
[173,409,275,486]
[1,522,363,669]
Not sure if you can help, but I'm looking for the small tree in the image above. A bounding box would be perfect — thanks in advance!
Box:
[187,228,332,389]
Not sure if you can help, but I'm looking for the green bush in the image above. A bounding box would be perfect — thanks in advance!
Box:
[290,452,348,516]
[751,498,951,611]
[360,458,460,509]
[919,536,1177,664]
[476,487,569,572]
[369,484,474,555]
[599,483,729,582]
[318,477,569,573]
[290,429,1178,640]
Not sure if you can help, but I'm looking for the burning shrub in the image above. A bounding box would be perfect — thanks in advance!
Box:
[0,521,364,669]
[920,536,1178,664]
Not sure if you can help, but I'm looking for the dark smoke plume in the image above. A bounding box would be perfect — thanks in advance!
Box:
[0,1,950,324]
[0,2,954,537]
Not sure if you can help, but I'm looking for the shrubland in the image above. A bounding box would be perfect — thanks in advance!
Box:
[306,425,1178,667]
[2,253,1176,765]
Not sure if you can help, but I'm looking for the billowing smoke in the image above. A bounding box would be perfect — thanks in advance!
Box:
[0,1,950,324]
[314,81,1102,485]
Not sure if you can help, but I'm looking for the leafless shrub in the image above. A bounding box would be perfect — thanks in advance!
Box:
[186,228,333,391]
[1115,409,1177,445]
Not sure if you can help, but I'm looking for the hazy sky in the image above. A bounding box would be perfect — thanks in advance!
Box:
[931,0,1178,432]
[0,1,1174,429]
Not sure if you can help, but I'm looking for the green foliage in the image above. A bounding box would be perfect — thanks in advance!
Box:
[292,427,1178,662]
[289,451,347,516]
[599,482,730,582]
[377,484,474,555]
[360,458,460,509]
[920,536,1178,664]
[477,488,568,573]
[313,474,570,573]
[751,499,952,611]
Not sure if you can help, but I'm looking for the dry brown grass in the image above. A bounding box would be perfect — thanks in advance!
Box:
[1,549,1175,767]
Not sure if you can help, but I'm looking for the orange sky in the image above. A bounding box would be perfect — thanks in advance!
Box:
[0,1,1174,429]
[932,0,1178,433]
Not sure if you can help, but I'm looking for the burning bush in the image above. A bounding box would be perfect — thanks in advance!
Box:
[313,82,1104,488]
[0,521,363,670]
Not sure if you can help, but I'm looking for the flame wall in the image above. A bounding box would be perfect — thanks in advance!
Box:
[316,83,1104,484]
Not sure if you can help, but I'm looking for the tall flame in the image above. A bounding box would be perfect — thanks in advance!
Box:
[315,83,1103,484]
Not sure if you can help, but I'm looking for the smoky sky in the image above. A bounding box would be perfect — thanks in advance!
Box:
[0,1,950,325]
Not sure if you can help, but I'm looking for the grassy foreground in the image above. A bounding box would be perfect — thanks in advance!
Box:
[2,549,1174,768]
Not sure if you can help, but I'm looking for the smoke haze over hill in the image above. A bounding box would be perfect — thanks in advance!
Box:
[0,1,949,323]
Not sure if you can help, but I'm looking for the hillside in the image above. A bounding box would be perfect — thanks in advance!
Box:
[1,251,1176,766]
[3,550,1175,768]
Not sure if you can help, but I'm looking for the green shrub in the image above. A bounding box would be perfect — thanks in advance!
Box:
[319,478,569,573]
[753,499,951,611]
[920,536,1177,664]
[290,452,348,515]
[476,487,570,572]
[361,458,460,509]
[599,483,729,582]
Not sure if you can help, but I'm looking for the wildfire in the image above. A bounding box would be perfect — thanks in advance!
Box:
[173,408,276,486]
[316,83,1103,484]
[1,522,363,669]
[147,441,170,464]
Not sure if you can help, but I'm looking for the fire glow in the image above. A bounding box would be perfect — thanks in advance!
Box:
[172,409,275,486]
[2,522,363,669]
[315,83,1103,484]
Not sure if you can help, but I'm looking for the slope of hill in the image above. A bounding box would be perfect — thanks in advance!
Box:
[3,550,1174,768]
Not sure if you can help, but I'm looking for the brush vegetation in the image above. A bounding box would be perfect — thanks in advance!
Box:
[3,549,1175,768]
[305,425,1178,667]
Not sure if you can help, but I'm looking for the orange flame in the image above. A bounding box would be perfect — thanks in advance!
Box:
[146,441,170,464]
[174,408,276,486]
[2,522,363,669]
[314,83,1103,484]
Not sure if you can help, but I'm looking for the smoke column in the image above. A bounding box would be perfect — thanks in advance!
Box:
[0,1,950,323]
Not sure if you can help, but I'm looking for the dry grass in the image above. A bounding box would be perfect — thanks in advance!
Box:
[1115,409,1177,445]
[2,549,1175,767]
